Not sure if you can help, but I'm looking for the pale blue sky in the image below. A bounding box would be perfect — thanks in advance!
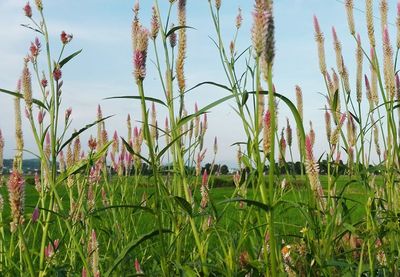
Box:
[0,0,397,166]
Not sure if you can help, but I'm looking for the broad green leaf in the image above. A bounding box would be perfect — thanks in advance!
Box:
[59,49,83,68]
[173,196,193,217]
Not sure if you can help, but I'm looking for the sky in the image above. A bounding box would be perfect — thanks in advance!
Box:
[0,0,397,167]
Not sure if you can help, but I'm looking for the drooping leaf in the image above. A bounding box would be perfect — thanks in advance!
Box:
[177,94,236,129]
[157,130,188,160]
[104,95,167,107]
[104,229,172,277]
[87,205,154,217]
[219,197,271,212]
[173,196,193,217]
[57,115,113,153]
[166,25,195,38]
[0,88,47,110]
[122,138,151,165]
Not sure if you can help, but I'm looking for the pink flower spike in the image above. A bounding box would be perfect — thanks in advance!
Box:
[357,33,361,45]
[32,207,39,223]
[313,15,321,34]
[135,258,143,274]
[383,25,390,45]
[370,47,375,60]
[60,31,73,44]
[397,1,400,16]
[396,73,400,90]
[364,75,371,91]
[23,2,32,18]
[38,111,44,124]
[331,26,338,43]
[65,107,72,121]
[305,135,313,161]
[339,113,346,125]
[25,107,30,119]
[202,170,208,186]
[53,66,62,81]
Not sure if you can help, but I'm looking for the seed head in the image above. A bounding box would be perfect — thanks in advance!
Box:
[22,64,33,111]
[215,0,221,10]
[176,0,187,93]
[380,0,388,35]
[356,34,363,103]
[286,118,292,147]
[252,0,267,57]
[332,27,343,75]
[345,0,355,35]
[35,0,42,11]
[330,113,346,147]
[347,112,356,147]
[324,106,331,142]
[313,15,327,75]
[236,7,242,29]
[309,121,315,147]
[366,0,375,47]
[397,1,400,48]
[264,8,275,65]
[151,6,160,40]
[263,110,271,155]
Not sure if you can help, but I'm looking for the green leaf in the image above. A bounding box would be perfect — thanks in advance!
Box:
[87,205,154,217]
[157,130,188,160]
[104,95,167,107]
[184,81,231,95]
[241,91,249,106]
[173,196,193,217]
[57,115,113,154]
[104,229,172,277]
[0,88,47,110]
[248,90,306,160]
[166,25,195,38]
[56,141,112,185]
[177,94,236,129]
[219,197,271,212]
[122,138,151,165]
[59,49,83,68]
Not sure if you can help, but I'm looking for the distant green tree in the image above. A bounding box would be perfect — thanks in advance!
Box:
[220,164,229,175]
